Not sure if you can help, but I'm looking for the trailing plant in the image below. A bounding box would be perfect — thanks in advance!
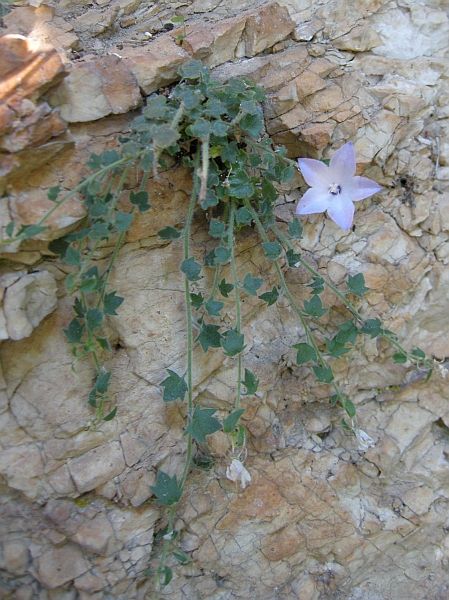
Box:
[0,60,436,590]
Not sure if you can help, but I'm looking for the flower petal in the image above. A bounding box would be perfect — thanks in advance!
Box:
[329,141,356,180]
[295,188,331,215]
[349,176,383,202]
[327,195,355,230]
[297,158,330,188]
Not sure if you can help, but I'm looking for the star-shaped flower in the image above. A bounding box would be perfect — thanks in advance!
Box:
[296,142,383,230]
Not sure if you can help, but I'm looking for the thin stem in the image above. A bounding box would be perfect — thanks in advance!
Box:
[157,153,200,590]
[272,225,433,369]
[228,200,242,411]
[244,200,345,402]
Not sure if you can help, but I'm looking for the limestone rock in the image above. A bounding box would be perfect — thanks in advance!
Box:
[1,270,57,340]
[48,55,142,123]
[37,544,89,589]
[68,442,126,493]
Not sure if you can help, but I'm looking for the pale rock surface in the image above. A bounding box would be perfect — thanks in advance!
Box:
[1,0,449,599]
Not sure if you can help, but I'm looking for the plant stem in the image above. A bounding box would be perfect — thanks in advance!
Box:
[244,200,345,402]
[228,200,242,411]
[272,225,433,369]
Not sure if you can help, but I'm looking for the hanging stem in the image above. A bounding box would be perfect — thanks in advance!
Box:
[244,200,346,403]
[228,200,243,411]
[272,225,433,370]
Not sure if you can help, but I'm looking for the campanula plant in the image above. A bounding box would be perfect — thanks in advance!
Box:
[1,60,435,591]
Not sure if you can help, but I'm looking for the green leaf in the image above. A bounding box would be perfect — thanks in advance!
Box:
[228,170,254,199]
[115,211,134,232]
[261,178,278,203]
[221,329,245,356]
[101,150,120,166]
[281,165,295,182]
[218,279,234,298]
[248,153,262,168]
[150,471,183,507]
[87,179,101,195]
[96,336,112,351]
[236,424,246,447]
[180,257,202,281]
[259,286,279,306]
[88,221,110,240]
[172,550,190,565]
[286,249,301,268]
[86,308,103,331]
[104,291,124,316]
[96,371,111,394]
[151,123,180,148]
[214,247,231,263]
[171,15,185,23]
[293,342,317,365]
[209,220,226,238]
[287,218,303,239]
[221,141,239,164]
[343,398,356,419]
[347,273,370,297]
[205,249,217,267]
[239,112,263,138]
[47,186,60,202]
[341,418,351,431]
[20,224,47,239]
[360,318,382,338]
[179,60,204,80]
[307,276,324,295]
[262,241,282,260]
[190,292,204,309]
[303,295,328,318]
[199,188,218,210]
[158,226,182,240]
[159,566,173,587]
[243,273,263,296]
[326,337,351,358]
[64,246,81,266]
[5,221,14,238]
[312,365,334,383]
[184,405,222,443]
[223,409,245,433]
[196,323,222,352]
[336,320,358,345]
[205,298,224,316]
[411,348,426,360]
[392,352,407,364]
[103,407,117,421]
[242,368,259,395]
[186,118,211,140]
[236,206,253,226]
[160,369,188,402]
[140,150,154,171]
[129,190,151,213]
[143,95,167,120]
[63,318,84,344]
[211,120,228,137]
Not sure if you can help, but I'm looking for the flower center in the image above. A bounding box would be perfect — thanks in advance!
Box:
[329,183,341,195]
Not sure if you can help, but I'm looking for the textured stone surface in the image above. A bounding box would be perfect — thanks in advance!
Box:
[1,0,449,599]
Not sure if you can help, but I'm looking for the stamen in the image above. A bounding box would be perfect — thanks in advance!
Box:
[329,183,341,195]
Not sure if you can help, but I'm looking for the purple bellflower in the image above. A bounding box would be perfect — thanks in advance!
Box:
[296,141,383,230]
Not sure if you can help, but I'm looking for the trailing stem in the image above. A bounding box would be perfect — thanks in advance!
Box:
[228,200,243,411]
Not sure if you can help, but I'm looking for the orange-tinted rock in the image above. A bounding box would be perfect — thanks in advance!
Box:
[0,102,67,152]
[0,43,67,109]
[0,35,32,78]
[242,2,295,57]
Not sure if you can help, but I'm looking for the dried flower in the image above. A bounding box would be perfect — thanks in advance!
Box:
[296,142,383,230]
[354,428,376,452]
[226,459,252,489]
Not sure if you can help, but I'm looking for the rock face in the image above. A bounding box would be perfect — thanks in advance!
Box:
[1,1,449,599]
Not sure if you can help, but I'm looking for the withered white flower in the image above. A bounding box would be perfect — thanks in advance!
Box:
[296,142,383,230]
[354,428,376,452]
[226,459,252,489]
